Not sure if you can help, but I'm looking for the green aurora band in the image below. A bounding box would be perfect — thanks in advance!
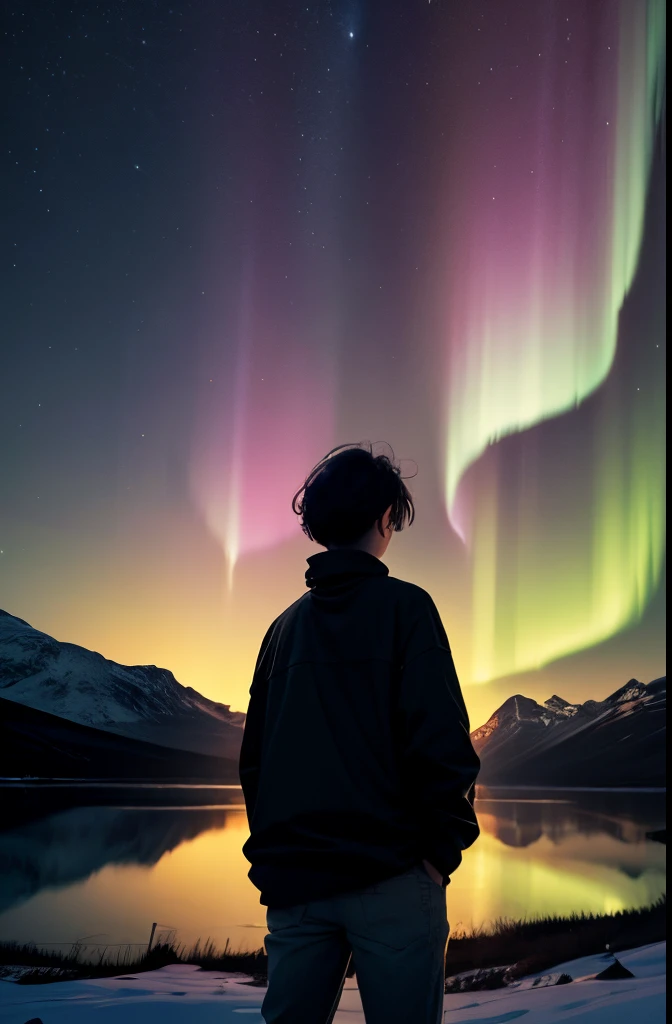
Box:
[442,0,666,683]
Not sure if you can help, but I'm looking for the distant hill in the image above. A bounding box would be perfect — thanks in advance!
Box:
[0,695,240,781]
[471,677,666,788]
[0,610,245,760]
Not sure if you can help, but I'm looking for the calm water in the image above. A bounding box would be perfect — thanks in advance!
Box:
[0,785,665,956]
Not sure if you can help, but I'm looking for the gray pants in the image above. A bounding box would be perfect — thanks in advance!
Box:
[261,862,449,1024]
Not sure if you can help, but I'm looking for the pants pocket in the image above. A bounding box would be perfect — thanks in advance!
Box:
[266,902,308,932]
[359,870,430,950]
[358,865,415,896]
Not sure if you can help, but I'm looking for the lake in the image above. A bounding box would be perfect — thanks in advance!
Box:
[0,784,665,958]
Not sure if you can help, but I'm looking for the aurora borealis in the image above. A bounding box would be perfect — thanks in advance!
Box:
[1,0,666,727]
[442,0,666,682]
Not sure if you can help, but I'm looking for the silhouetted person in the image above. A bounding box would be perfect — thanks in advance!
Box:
[239,442,480,1024]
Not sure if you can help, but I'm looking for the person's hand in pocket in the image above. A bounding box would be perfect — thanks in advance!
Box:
[422,858,444,887]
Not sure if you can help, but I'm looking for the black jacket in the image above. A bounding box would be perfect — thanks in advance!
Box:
[239,548,480,908]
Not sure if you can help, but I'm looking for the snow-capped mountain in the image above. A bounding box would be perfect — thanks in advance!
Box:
[0,610,245,760]
[471,677,666,787]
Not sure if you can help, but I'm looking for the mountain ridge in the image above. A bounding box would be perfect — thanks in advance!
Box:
[0,695,240,782]
[471,676,666,787]
[0,609,244,760]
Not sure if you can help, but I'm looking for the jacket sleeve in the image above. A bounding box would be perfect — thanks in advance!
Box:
[395,592,480,885]
[238,621,276,825]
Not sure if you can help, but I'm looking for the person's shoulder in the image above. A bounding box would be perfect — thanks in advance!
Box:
[385,577,448,648]
[273,591,311,627]
[385,575,436,609]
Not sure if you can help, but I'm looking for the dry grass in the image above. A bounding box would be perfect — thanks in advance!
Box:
[444,896,667,978]
[0,895,665,986]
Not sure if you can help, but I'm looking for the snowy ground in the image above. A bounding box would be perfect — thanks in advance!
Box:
[0,941,665,1023]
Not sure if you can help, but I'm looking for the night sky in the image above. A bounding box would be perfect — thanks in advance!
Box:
[2,0,666,726]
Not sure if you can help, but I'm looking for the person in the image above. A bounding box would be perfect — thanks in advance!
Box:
[239,442,480,1024]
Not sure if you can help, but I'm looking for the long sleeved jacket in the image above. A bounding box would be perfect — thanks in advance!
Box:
[239,547,480,908]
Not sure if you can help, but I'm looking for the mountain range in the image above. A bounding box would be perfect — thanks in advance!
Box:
[0,695,241,782]
[0,609,244,761]
[472,678,666,788]
[0,609,665,787]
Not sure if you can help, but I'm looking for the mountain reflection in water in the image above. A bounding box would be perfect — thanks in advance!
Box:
[0,785,665,952]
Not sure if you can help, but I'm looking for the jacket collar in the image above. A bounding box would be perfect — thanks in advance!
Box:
[305,548,389,589]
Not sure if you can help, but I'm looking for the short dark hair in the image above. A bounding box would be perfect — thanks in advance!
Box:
[292,442,416,547]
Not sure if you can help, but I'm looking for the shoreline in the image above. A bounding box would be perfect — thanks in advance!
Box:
[0,779,666,793]
[0,898,666,986]
[479,785,667,794]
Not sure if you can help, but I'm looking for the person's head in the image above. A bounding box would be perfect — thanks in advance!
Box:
[292,442,416,559]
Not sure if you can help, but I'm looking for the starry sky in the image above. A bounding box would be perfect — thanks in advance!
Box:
[1,0,666,728]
